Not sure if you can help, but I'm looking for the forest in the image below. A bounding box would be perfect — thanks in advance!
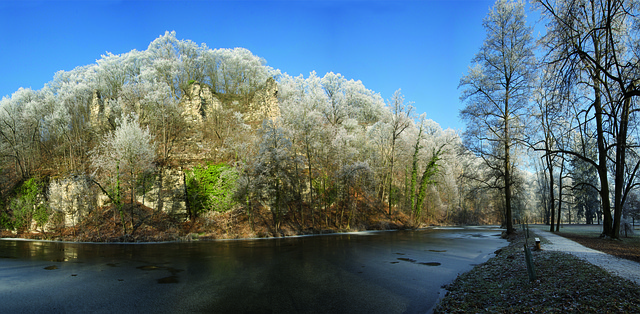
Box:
[2,0,640,241]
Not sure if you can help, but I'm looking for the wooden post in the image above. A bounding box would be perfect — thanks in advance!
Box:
[524,244,537,282]
[535,237,541,251]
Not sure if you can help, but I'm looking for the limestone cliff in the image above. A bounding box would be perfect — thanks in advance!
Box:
[136,167,188,220]
[90,90,119,133]
[47,168,188,227]
[243,77,280,122]
[181,82,222,125]
[180,77,279,126]
[48,175,98,228]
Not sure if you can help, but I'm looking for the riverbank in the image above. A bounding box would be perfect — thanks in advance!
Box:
[433,228,640,313]
[0,205,413,242]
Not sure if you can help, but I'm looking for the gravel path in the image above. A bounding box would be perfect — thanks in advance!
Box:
[533,229,640,286]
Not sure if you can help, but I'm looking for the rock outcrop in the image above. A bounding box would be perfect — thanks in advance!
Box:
[136,167,188,220]
[47,168,188,227]
[181,82,222,125]
[244,77,280,122]
[48,175,98,228]
[90,91,119,132]
[180,77,279,126]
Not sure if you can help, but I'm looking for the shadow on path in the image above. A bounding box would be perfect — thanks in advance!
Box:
[533,229,640,286]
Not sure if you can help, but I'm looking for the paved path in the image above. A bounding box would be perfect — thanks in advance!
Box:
[533,229,640,286]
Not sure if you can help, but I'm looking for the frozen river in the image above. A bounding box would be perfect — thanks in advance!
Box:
[0,226,507,313]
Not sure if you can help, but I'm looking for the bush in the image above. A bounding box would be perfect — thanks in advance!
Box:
[186,163,238,216]
[0,211,14,230]
[11,199,31,230]
[5,177,49,232]
[33,202,50,230]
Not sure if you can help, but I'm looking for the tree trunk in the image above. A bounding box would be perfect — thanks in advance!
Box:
[306,142,315,227]
[546,148,556,233]
[556,160,564,232]
[594,87,613,238]
[613,96,631,239]
[388,140,396,216]
[504,91,514,235]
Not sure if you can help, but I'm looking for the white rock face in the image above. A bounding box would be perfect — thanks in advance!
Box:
[47,168,188,228]
[181,78,279,126]
[181,82,223,125]
[48,175,97,228]
[136,167,187,219]
[244,77,280,122]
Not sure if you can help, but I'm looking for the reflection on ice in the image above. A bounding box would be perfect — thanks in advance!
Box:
[0,226,507,314]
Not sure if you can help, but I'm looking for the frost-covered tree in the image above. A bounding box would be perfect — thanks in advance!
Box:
[277,71,386,226]
[216,47,272,95]
[386,89,414,214]
[0,88,45,179]
[536,0,640,238]
[96,50,147,100]
[119,81,186,162]
[48,65,104,172]
[336,162,374,229]
[90,114,155,234]
[460,0,535,235]
[279,73,327,224]
[319,72,384,127]
[249,120,300,232]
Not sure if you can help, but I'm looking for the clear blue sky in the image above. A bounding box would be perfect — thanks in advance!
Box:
[0,0,540,131]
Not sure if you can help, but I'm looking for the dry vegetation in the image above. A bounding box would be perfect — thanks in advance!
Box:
[0,202,413,242]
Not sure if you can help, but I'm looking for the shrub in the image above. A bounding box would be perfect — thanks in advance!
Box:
[33,202,50,230]
[5,177,49,232]
[186,163,238,216]
[0,211,14,230]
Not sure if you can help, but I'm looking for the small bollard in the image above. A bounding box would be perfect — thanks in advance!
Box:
[535,237,541,251]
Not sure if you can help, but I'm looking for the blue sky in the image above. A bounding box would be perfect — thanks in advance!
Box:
[0,0,540,131]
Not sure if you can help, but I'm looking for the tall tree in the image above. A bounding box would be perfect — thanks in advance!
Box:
[279,73,328,225]
[386,89,414,215]
[460,0,536,235]
[537,0,640,238]
[532,85,560,231]
[90,114,156,235]
[251,120,299,233]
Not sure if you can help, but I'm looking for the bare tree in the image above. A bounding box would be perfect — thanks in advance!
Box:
[460,0,536,235]
[387,89,414,215]
[536,0,640,238]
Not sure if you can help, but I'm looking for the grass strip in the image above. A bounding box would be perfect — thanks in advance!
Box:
[434,232,640,313]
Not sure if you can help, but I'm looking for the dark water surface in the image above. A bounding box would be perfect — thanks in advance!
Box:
[0,226,507,313]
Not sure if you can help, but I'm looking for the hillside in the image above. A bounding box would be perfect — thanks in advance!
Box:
[0,32,502,241]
